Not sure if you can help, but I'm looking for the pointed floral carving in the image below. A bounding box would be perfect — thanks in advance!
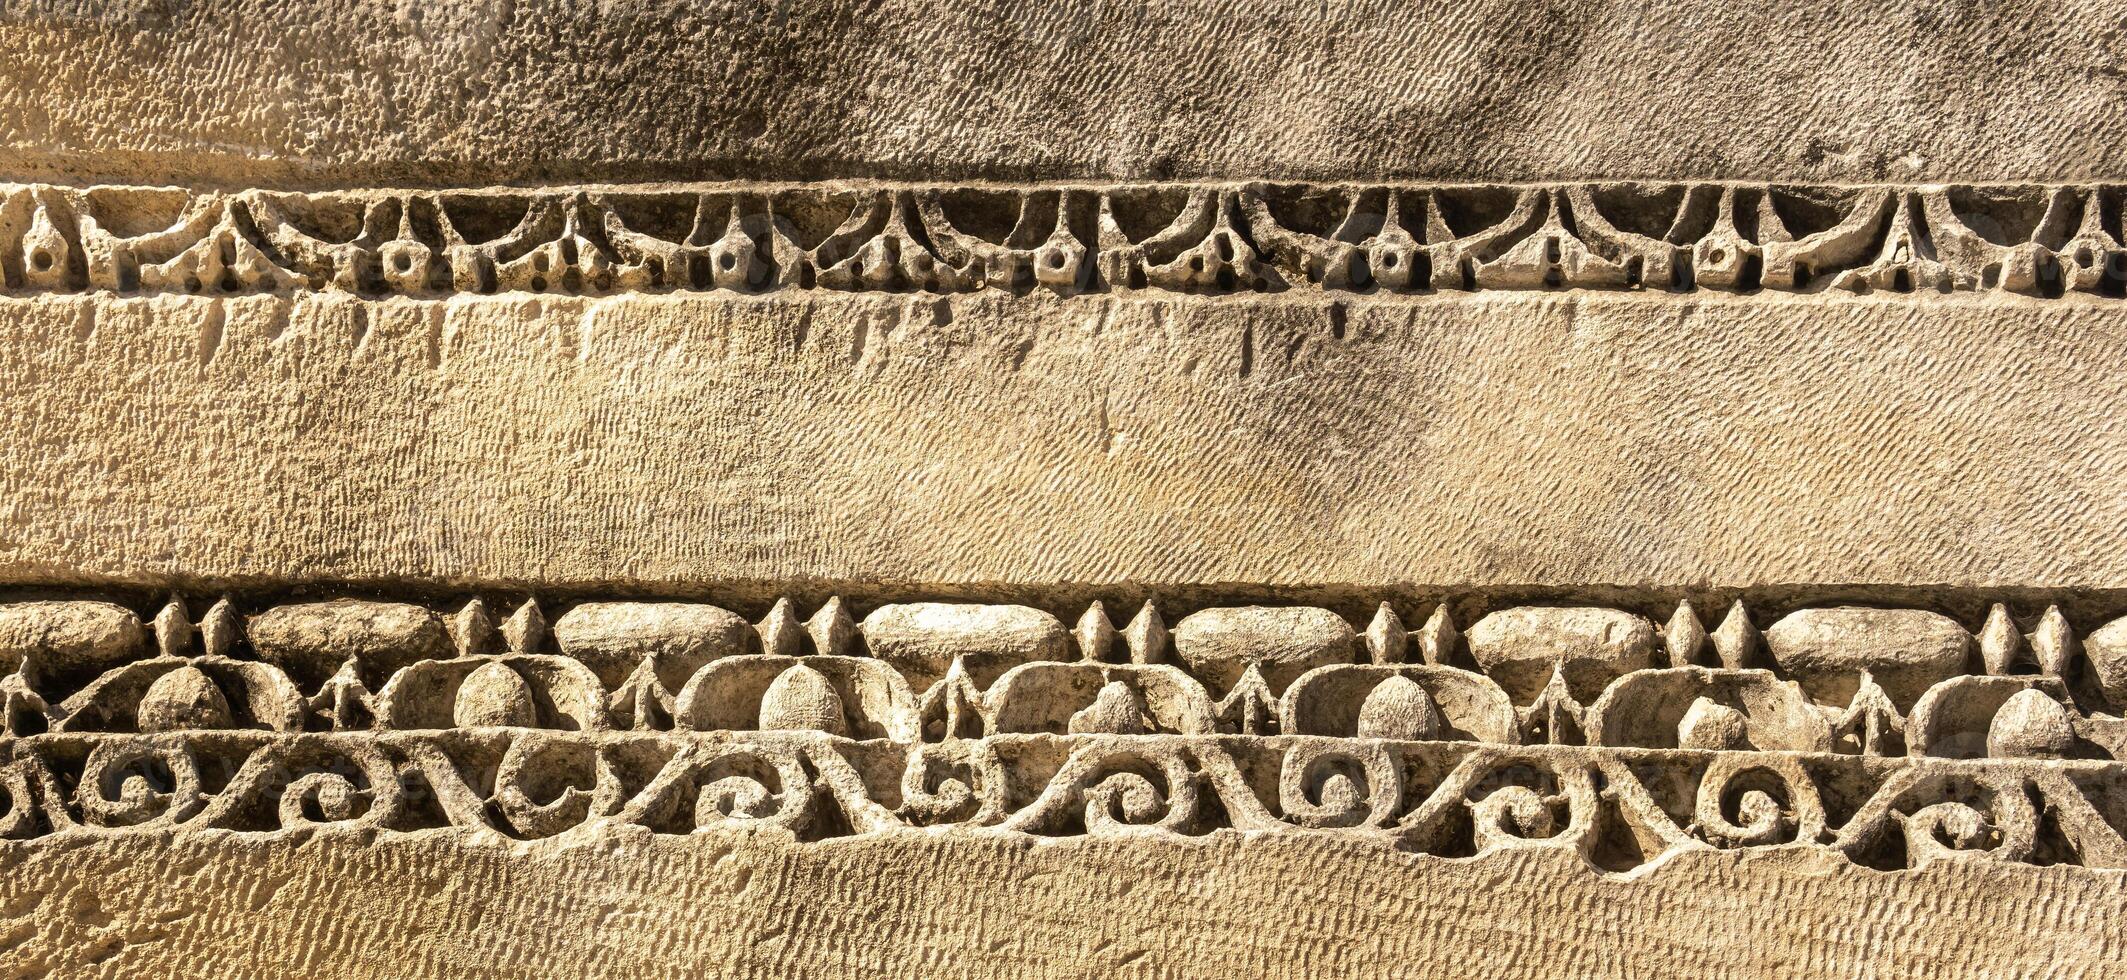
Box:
[919,658,986,740]
[1216,664,1279,735]
[451,599,499,657]
[198,599,240,659]
[501,600,547,655]
[0,179,2123,302]
[152,597,194,660]
[1711,601,1758,669]
[806,597,857,658]
[1520,666,1586,745]
[1413,605,1458,667]
[1123,602,1168,665]
[1364,603,1407,665]
[1074,602,1119,662]
[1665,601,1708,667]
[308,658,374,730]
[1978,604,2020,675]
[1834,672,1905,757]
[758,598,804,658]
[2030,606,2075,678]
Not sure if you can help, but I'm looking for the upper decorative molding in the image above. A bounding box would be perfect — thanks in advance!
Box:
[2,594,2126,871]
[1,182,2122,300]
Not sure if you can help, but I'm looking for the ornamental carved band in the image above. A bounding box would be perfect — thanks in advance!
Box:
[2,182,2123,299]
[21,1,2127,973]
[4,594,2123,871]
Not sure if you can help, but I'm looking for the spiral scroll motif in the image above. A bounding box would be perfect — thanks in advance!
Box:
[76,738,207,829]
[1693,755,1827,849]
[1279,739,1400,829]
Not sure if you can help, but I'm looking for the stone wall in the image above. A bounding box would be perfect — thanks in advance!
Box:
[2,3,2125,978]
[6,1,2127,186]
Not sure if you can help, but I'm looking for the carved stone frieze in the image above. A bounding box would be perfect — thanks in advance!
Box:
[0,594,2120,870]
[2,182,2122,300]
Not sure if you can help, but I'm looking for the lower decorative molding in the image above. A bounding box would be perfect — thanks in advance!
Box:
[0,593,2120,869]
[13,730,2124,873]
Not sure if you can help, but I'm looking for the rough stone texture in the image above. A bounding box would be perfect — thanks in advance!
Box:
[1764,607,1973,710]
[6,1,2125,975]
[0,291,2124,593]
[2083,616,2127,705]
[0,600,138,683]
[246,600,452,688]
[4,1,2127,188]
[1988,688,2078,759]
[1171,606,1355,694]
[0,834,2120,980]
[1465,606,1658,703]
[552,601,756,690]
[859,603,1069,690]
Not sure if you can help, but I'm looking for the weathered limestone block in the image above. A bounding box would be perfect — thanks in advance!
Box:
[1906,675,2076,759]
[1464,606,1656,703]
[246,600,453,688]
[859,602,1069,690]
[9,1,2127,975]
[2083,616,2127,707]
[133,663,234,732]
[1764,607,1971,709]
[1988,688,2078,759]
[0,291,2125,590]
[9,1,2127,188]
[452,660,540,728]
[1282,664,1517,743]
[552,601,755,689]
[1171,605,1355,694]
[1353,675,1443,740]
[757,662,849,735]
[8,181,2127,300]
[1587,666,1830,753]
[0,600,143,688]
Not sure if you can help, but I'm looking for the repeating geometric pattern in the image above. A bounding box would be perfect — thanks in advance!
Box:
[2,182,2123,298]
[2,594,2123,870]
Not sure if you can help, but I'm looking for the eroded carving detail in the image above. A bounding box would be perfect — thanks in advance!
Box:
[5,183,2123,299]
[0,595,2117,868]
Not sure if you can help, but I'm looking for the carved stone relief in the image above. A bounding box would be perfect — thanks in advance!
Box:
[4,183,2122,299]
[0,594,2120,872]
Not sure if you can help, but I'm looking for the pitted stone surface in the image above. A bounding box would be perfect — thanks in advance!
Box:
[1171,606,1355,694]
[552,601,755,689]
[1764,607,1973,709]
[4,1,2123,975]
[6,180,2126,301]
[1465,606,1657,703]
[0,834,2119,980]
[0,601,139,683]
[859,603,1069,690]
[5,1,2127,187]
[0,292,2124,591]
[247,601,452,688]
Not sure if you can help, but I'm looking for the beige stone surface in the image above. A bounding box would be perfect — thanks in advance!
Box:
[8,2,2127,975]
[4,1,2126,188]
[0,833,2117,979]
[1764,607,1972,709]
[0,290,2122,593]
